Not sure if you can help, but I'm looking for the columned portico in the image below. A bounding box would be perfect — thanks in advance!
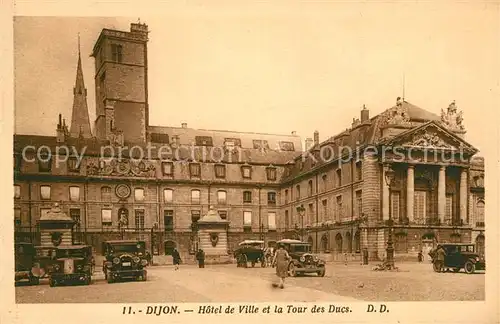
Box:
[406,165,415,223]
[460,168,468,224]
[438,166,446,224]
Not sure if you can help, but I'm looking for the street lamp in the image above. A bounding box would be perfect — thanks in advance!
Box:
[384,165,396,270]
[296,204,306,241]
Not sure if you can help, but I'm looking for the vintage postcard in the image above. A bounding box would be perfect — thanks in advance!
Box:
[1,1,499,324]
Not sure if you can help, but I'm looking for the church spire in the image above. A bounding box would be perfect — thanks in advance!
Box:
[70,33,92,138]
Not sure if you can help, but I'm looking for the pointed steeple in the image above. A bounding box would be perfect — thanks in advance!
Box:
[70,33,92,138]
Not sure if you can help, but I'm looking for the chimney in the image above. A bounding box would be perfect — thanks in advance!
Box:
[56,114,66,143]
[352,118,361,128]
[313,130,319,146]
[291,131,296,135]
[361,104,370,123]
[396,97,402,106]
[305,138,314,151]
[181,123,187,129]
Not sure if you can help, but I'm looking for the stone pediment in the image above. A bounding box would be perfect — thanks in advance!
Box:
[387,121,477,153]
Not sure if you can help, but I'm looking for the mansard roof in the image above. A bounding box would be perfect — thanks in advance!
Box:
[13,133,300,165]
[147,125,303,151]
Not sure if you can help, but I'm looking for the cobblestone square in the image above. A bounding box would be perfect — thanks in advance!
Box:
[15,261,485,303]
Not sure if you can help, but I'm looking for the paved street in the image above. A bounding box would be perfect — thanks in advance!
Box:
[16,262,484,303]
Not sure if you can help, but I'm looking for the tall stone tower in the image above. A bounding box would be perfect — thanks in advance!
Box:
[69,35,92,139]
[91,23,149,144]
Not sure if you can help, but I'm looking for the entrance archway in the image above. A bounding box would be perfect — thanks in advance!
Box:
[476,234,485,257]
[320,234,329,252]
[346,232,353,253]
[164,240,177,255]
[354,231,361,252]
[335,233,343,253]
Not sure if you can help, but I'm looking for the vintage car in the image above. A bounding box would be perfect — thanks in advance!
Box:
[102,240,148,283]
[234,240,266,268]
[429,243,485,274]
[48,245,93,287]
[276,239,326,277]
[14,242,40,285]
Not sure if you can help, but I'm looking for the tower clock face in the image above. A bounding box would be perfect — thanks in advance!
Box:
[115,184,131,199]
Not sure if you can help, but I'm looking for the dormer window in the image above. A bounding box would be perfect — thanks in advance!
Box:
[195,136,213,146]
[189,163,201,178]
[67,157,80,172]
[224,138,241,150]
[266,165,277,181]
[279,141,295,152]
[253,140,269,150]
[214,164,226,179]
[241,165,252,179]
[38,153,52,173]
[162,162,174,176]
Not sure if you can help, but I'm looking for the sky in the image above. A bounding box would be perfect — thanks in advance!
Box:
[13,2,500,153]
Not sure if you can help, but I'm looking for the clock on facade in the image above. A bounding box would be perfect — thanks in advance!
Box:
[115,184,131,199]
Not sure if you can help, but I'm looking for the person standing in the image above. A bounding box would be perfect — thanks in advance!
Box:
[272,244,290,289]
[435,246,446,272]
[172,248,181,271]
[196,249,205,268]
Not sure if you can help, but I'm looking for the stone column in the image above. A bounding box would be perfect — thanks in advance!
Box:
[406,165,415,223]
[459,168,468,224]
[382,165,390,221]
[438,166,446,224]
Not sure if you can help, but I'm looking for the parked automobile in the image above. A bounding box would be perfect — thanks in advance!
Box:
[102,240,148,283]
[14,242,40,285]
[428,243,485,274]
[276,239,326,277]
[234,240,266,268]
[48,245,93,287]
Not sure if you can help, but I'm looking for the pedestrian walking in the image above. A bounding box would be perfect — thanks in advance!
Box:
[271,244,290,289]
[418,250,423,262]
[435,245,446,272]
[172,248,181,270]
[196,249,205,268]
[344,252,348,265]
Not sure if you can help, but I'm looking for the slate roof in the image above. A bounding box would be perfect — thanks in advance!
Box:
[14,128,301,165]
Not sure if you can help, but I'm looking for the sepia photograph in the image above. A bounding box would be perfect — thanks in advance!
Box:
[3,1,499,323]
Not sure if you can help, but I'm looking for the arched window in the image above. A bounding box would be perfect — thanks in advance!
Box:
[476,200,485,227]
[335,233,343,253]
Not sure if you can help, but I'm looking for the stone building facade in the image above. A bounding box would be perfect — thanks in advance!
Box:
[13,23,485,261]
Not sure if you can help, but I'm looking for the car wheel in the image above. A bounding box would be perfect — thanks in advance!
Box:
[251,261,256,268]
[107,276,114,284]
[432,262,440,272]
[49,278,56,287]
[288,263,297,277]
[261,260,266,268]
[464,261,475,274]
[317,267,326,277]
[453,268,461,273]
